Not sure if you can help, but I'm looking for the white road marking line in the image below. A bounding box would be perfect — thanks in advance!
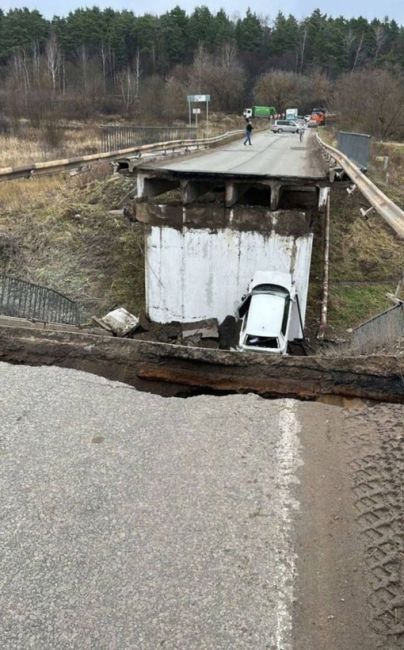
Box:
[273,399,303,650]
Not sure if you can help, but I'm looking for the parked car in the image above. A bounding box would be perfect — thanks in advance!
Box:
[238,271,298,354]
[270,119,300,134]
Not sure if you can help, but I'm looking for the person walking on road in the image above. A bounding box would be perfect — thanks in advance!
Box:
[244,120,253,146]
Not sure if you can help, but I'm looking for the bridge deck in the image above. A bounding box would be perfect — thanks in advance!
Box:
[140,130,329,180]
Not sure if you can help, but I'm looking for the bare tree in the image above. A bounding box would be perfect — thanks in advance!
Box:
[254,70,303,112]
[343,30,355,68]
[298,25,308,73]
[192,44,209,93]
[352,33,364,71]
[100,42,108,94]
[134,48,141,99]
[11,49,31,106]
[118,66,136,110]
[163,75,186,121]
[79,44,88,92]
[334,69,404,139]
[32,42,41,88]
[373,25,385,62]
[220,41,237,69]
[46,30,61,94]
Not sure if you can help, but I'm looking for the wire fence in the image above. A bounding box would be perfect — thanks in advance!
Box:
[101,125,197,152]
[0,276,80,325]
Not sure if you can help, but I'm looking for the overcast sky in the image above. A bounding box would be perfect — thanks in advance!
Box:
[1,0,403,23]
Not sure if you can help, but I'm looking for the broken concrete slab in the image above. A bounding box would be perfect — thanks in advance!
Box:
[0,324,403,403]
[182,318,219,340]
[95,307,139,337]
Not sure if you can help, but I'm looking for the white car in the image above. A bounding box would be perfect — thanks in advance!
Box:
[238,271,297,354]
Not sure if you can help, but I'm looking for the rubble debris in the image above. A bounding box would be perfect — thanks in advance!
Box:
[92,307,139,337]
[182,318,219,340]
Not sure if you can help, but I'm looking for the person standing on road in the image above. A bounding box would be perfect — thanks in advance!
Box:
[299,127,304,142]
[244,120,253,146]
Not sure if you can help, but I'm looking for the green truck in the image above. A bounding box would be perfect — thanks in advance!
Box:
[243,106,276,119]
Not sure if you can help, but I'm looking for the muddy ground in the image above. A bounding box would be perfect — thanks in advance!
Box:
[295,399,403,650]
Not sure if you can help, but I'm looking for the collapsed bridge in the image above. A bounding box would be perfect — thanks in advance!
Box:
[121,129,331,342]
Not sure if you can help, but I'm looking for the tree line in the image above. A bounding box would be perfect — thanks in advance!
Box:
[0,6,404,138]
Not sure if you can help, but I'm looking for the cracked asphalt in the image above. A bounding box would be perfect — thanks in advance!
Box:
[1,363,402,650]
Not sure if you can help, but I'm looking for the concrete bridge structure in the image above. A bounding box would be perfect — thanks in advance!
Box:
[125,130,331,338]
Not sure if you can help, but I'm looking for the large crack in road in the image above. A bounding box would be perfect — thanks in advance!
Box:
[0,363,402,649]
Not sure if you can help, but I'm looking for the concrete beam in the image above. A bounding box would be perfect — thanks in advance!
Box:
[181,180,215,204]
[137,174,179,200]
[269,182,282,210]
[318,186,330,211]
[225,182,249,207]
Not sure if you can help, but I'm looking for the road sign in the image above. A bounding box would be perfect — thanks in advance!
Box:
[192,108,201,114]
[187,94,211,103]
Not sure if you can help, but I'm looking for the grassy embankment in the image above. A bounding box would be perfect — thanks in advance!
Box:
[306,128,403,339]
[0,166,144,321]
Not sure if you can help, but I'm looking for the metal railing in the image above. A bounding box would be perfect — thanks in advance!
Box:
[316,133,404,239]
[101,126,197,152]
[0,130,243,182]
[0,275,80,325]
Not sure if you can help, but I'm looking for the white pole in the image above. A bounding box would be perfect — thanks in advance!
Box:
[206,100,209,136]
[188,101,191,127]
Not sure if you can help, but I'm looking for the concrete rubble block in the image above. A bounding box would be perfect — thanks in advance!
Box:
[133,318,182,343]
[182,318,219,340]
[96,307,139,337]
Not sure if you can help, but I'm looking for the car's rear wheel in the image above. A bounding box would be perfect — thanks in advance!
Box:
[278,128,283,133]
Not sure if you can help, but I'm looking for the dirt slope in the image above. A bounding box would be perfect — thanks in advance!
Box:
[0,165,144,321]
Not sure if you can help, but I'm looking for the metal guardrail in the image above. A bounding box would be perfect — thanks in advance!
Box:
[0,130,243,182]
[0,276,80,324]
[316,133,404,239]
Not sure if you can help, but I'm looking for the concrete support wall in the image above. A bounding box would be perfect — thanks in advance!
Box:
[145,226,313,340]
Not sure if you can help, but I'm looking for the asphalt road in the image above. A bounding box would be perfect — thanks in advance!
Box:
[0,363,402,649]
[148,130,328,179]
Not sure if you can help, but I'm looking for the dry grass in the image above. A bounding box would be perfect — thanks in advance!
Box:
[0,126,101,168]
[0,175,66,211]
[0,165,144,320]
[307,177,403,341]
